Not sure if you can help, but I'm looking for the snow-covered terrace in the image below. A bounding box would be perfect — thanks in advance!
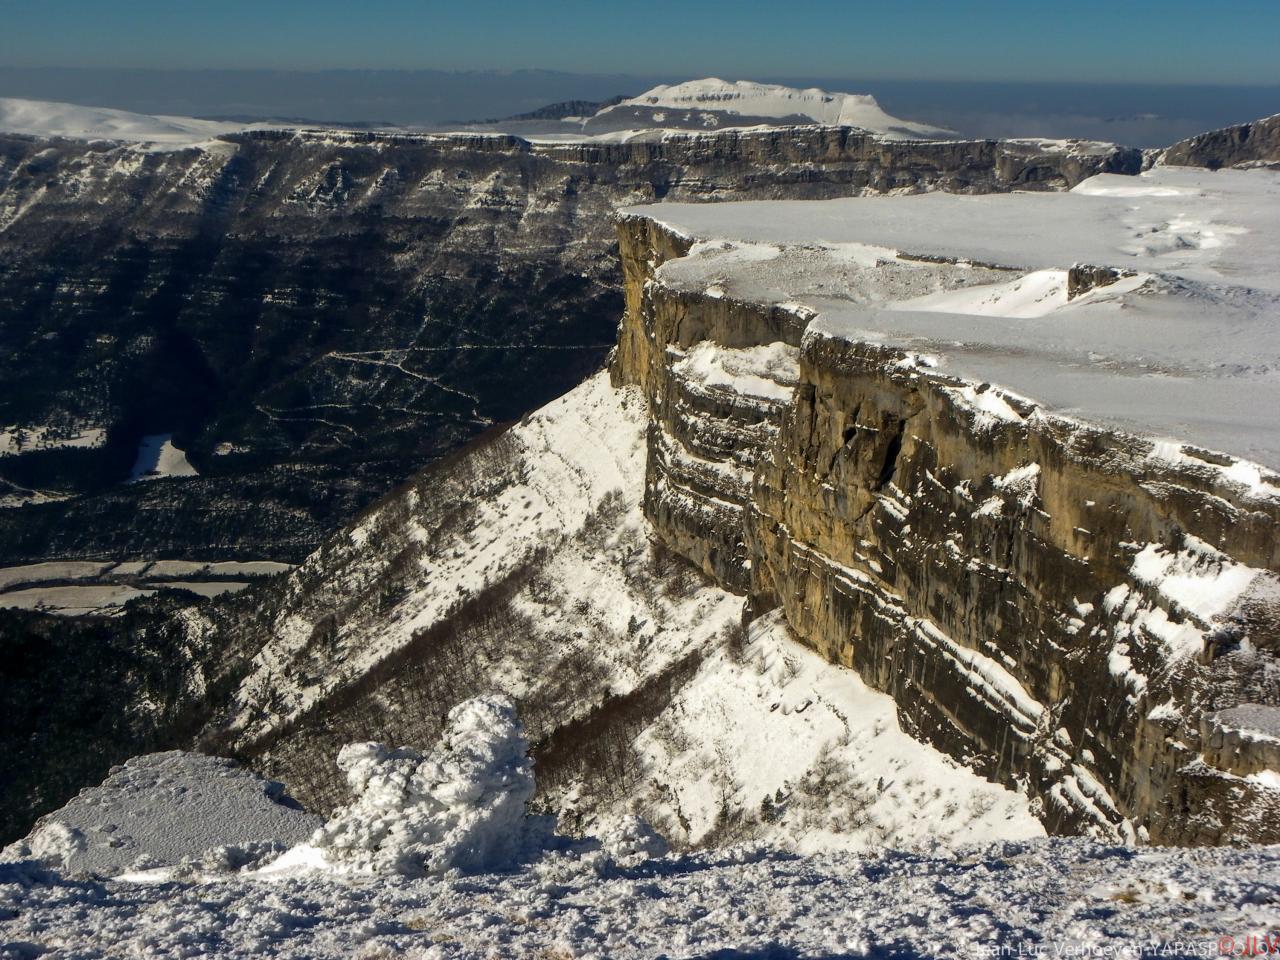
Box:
[625,167,1280,477]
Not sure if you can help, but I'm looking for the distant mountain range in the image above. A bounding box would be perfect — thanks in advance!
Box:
[2,66,1275,146]
[0,79,956,145]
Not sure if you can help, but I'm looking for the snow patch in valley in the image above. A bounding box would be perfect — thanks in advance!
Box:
[129,433,199,481]
[0,557,293,615]
[0,424,105,457]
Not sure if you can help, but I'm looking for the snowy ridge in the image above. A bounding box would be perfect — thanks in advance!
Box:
[0,97,257,146]
[226,373,660,744]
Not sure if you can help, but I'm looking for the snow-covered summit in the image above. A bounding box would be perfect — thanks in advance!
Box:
[597,78,954,139]
[0,97,257,145]
[459,78,957,143]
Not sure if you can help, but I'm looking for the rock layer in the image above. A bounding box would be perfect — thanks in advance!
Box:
[613,213,1280,845]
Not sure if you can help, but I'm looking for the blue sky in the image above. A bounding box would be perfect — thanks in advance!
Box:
[1,0,1278,85]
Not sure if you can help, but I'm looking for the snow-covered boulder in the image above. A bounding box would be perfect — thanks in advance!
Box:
[2,752,321,877]
[596,814,669,864]
[305,695,553,877]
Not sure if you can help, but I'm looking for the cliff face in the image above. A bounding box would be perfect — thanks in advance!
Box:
[0,127,1139,563]
[1160,114,1280,169]
[613,213,1280,845]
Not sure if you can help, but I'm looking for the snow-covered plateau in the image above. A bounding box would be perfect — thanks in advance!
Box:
[557,78,957,142]
[626,165,1280,471]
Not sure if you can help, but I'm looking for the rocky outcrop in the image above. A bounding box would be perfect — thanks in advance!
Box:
[613,214,1280,846]
[1160,114,1280,169]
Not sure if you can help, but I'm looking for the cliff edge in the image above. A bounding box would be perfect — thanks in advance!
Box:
[613,165,1280,844]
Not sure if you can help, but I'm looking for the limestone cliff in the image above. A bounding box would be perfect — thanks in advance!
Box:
[612,209,1280,846]
[1160,114,1280,170]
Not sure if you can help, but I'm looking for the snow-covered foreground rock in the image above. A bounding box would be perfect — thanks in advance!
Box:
[0,698,1273,956]
[2,840,1277,958]
[271,696,553,878]
[2,753,320,877]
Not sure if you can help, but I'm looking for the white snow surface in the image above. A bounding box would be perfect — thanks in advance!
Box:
[129,433,199,481]
[0,97,256,145]
[2,840,1277,957]
[629,611,1043,852]
[627,166,1280,474]
[669,340,799,402]
[2,752,320,877]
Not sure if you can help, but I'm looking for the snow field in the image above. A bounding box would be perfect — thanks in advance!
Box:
[1,840,1276,958]
[629,166,1280,474]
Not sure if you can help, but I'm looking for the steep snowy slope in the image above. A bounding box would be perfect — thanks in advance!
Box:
[191,372,1041,852]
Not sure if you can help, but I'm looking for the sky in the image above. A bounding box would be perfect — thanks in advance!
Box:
[2,0,1279,85]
